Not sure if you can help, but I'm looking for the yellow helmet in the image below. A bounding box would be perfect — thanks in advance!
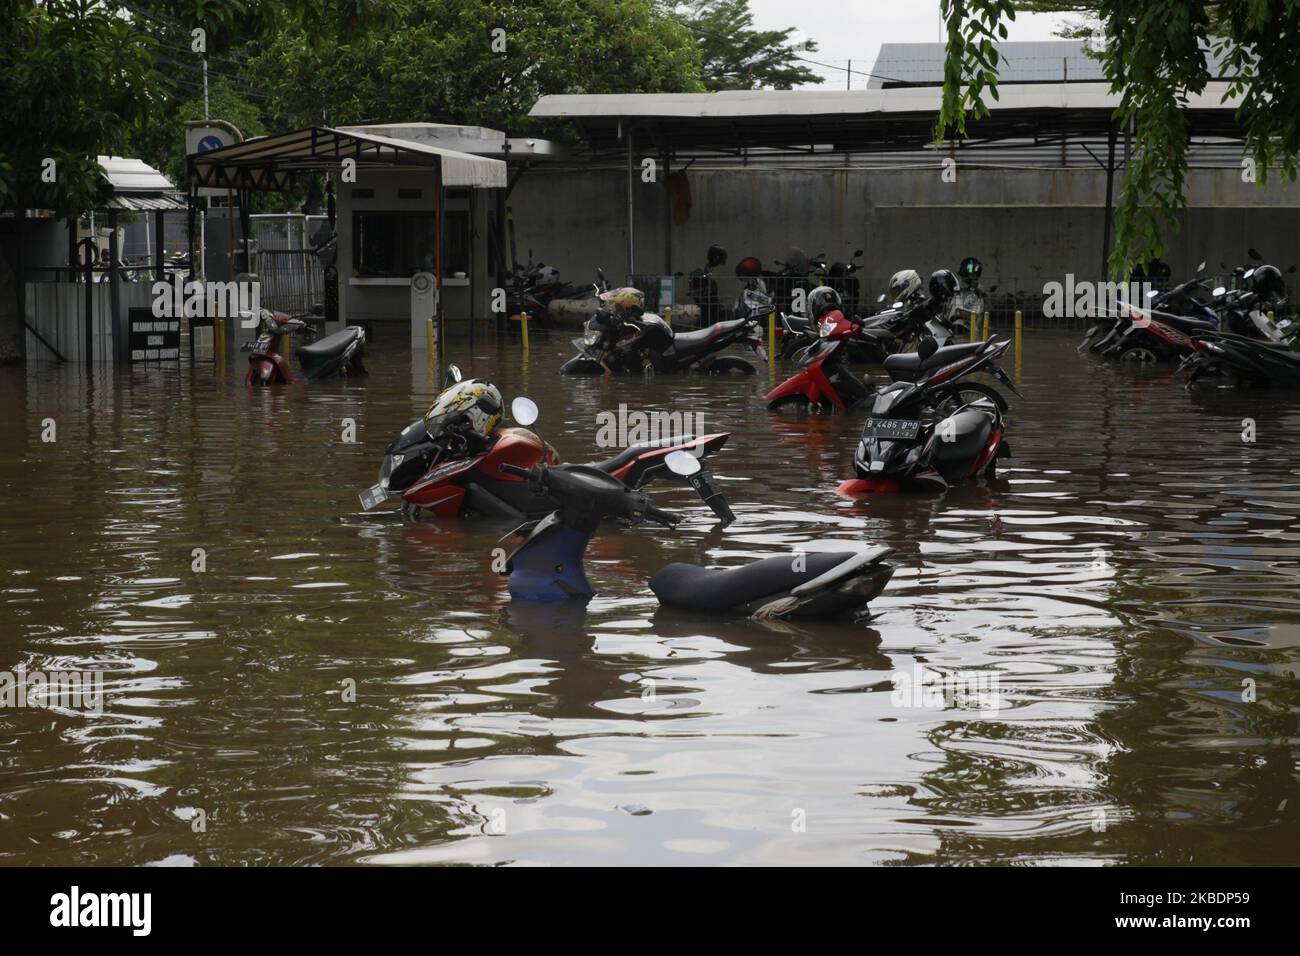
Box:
[423,379,502,439]
[598,286,646,318]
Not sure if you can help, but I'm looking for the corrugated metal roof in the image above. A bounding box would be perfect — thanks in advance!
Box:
[97,156,176,192]
[529,81,1243,120]
[100,193,188,211]
[189,126,506,191]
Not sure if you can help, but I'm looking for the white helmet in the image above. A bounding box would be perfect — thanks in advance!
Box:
[888,269,924,303]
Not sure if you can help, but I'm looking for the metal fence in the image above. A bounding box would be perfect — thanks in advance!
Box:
[249,214,328,315]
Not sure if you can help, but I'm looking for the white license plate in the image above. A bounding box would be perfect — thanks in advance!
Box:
[865,418,922,440]
[358,483,388,510]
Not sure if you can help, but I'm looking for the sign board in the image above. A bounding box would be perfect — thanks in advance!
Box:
[186,124,240,198]
[129,308,181,362]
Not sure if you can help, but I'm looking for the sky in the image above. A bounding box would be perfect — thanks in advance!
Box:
[746,0,1079,88]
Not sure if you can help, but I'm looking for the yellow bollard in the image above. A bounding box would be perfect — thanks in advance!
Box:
[663,305,672,328]
[982,311,990,341]
[768,311,776,374]
[970,311,978,343]
[519,312,529,352]
[283,327,292,362]
[425,316,435,355]
[1268,310,1275,324]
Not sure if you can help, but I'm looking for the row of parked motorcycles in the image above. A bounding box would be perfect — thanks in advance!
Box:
[1078,253,1300,388]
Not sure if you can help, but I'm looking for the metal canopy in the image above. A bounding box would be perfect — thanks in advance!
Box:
[187,126,507,192]
[529,82,1248,158]
[95,155,186,211]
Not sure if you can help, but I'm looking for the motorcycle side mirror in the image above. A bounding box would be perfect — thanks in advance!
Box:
[854,249,864,258]
[1288,265,1297,273]
[1212,286,1227,297]
[665,450,701,477]
[1196,261,1207,274]
[1243,268,1256,279]
[877,293,886,303]
[511,396,539,427]
[892,301,903,309]
[444,364,462,386]
[918,336,939,359]
[1248,247,1263,261]
[1146,289,1159,299]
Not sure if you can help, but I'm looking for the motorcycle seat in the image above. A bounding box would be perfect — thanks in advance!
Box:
[298,325,362,360]
[883,341,985,380]
[931,408,994,462]
[649,551,866,613]
[585,435,696,474]
[671,317,748,354]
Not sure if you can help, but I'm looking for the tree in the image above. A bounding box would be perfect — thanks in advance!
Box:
[249,0,705,135]
[665,0,823,90]
[935,0,1300,277]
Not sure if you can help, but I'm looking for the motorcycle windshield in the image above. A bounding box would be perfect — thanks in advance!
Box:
[797,338,840,369]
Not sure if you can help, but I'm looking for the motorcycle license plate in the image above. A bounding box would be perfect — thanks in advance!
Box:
[358,482,388,510]
[1277,318,1293,330]
[865,418,921,440]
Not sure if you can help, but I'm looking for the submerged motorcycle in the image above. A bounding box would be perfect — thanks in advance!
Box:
[560,286,766,376]
[360,367,730,521]
[1182,331,1300,389]
[501,401,895,619]
[838,337,1020,494]
[243,306,366,384]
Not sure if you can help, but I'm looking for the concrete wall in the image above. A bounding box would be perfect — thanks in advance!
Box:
[506,164,1300,303]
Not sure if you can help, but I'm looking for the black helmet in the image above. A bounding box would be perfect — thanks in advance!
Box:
[958,256,983,281]
[929,269,958,301]
[806,285,842,320]
[1249,264,1286,300]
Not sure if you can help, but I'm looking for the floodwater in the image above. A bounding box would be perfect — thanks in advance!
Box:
[1,327,1298,867]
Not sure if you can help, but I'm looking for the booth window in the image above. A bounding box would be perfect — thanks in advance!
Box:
[352,209,469,278]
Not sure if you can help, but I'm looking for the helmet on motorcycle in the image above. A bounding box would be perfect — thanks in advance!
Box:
[888,269,924,303]
[423,379,503,441]
[597,286,646,318]
[1249,264,1286,301]
[806,285,843,321]
[735,256,763,277]
[928,269,958,301]
[958,257,983,281]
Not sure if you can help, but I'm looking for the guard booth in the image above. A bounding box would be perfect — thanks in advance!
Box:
[18,156,187,364]
[187,127,506,357]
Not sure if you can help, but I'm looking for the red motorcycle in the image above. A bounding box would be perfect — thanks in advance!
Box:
[360,371,729,521]
[766,308,876,411]
[244,307,366,385]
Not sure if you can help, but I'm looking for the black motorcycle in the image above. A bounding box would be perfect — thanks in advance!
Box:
[560,294,766,376]
[499,413,895,620]
[1182,331,1300,389]
[839,337,1019,494]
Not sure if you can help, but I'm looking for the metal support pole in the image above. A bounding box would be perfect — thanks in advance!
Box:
[154,209,166,282]
[1101,123,1118,279]
[626,128,635,277]
[108,209,121,364]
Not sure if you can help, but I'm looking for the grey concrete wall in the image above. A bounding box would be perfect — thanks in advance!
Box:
[506,164,1300,303]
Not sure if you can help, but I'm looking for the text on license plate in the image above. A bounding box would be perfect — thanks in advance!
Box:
[865,418,921,439]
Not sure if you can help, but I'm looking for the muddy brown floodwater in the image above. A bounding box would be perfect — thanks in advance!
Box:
[1,328,1298,866]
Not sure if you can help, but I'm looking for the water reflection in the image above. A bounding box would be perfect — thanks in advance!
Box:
[0,330,1297,865]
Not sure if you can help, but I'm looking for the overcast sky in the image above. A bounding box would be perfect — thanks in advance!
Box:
[747,0,1078,88]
